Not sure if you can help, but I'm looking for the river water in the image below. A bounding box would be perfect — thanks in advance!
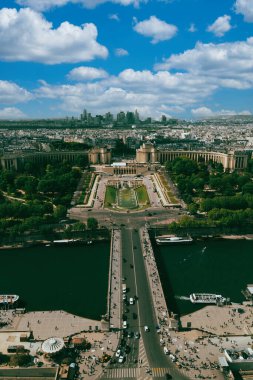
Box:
[154,239,253,316]
[0,242,110,320]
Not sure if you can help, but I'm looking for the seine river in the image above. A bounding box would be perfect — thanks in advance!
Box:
[154,239,253,316]
[0,242,110,320]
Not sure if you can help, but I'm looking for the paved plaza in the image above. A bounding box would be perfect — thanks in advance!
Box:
[1,310,101,340]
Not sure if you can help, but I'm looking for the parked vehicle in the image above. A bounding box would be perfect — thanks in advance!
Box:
[123,321,127,329]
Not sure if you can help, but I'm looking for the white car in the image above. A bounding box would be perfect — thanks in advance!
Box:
[164,347,169,355]
[118,354,124,363]
[129,297,134,305]
[115,349,121,357]
[123,321,127,329]
[144,325,149,332]
[169,354,176,362]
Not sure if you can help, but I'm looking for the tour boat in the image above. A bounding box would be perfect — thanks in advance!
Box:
[190,293,226,304]
[156,236,193,245]
[0,295,19,305]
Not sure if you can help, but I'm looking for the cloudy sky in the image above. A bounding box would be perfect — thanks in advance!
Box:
[0,0,253,119]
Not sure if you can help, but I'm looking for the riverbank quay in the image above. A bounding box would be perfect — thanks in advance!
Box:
[0,228,110,250]
[139,227,228,379]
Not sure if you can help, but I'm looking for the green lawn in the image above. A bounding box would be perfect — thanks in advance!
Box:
[104,186,117,207]
[135,185,150,205]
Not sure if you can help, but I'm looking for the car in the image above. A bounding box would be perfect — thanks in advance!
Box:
[123,294,127,301]
[169,354,176,362]
[127,331,133,338]
[115,349,121,357]
[122,314,127,321]
[132,312,137,319]
[164,347,169,355]
[120,339,126,347]
[134,332,140,339]
[123,321,127,329]
[118,354,124,363]
[144,325,149,332]
[129,297,134,305]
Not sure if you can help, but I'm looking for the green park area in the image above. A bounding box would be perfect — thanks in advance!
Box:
[118,188,137,209]
[104,186,117,207]
[135,185,150,206]
[104,184,149,210]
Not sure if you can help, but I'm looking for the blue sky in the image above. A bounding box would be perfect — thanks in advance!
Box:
[0,0,253,119]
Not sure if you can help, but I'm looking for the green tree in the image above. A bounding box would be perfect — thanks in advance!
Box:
[54,205,67,220]
[242,182,253,195]
[9,354,31,366]
[87,217,98,230]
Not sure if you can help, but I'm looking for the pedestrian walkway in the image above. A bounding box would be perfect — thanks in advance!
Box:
[101,367,170,379]
[108,229,121,330]
[102,367,138,378]
[138,337,149,368]
[151,367,170,377]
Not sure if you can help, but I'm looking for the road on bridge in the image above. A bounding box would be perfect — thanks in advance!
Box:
[101,226,188,380]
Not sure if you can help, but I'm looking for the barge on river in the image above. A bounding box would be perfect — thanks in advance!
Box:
[0,295,19,305]
[190,293,226,304]
[156,236,193,245]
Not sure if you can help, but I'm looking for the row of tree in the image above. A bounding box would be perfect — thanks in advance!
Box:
[166,156,253,232]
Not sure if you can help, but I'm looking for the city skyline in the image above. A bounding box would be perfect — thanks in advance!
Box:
[0,0,253,119]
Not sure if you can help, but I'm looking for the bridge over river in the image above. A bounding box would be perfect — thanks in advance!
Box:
[101,225,188,380]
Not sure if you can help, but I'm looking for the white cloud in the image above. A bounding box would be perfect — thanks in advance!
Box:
[16,0,147,11]
[155,37,253,90]
[68,67,108,81]
[235,0,253,22]
[191,106,252,118]
[0,80,32,104]
[207,15,232,37]
[109,14,120,21]
[0,107,27,119]
[0,8,108,64]
[133,16,177,43]
[191,107,215,118]
[115,48,129,56]
[34,67,218,119]
[188,23,197,33]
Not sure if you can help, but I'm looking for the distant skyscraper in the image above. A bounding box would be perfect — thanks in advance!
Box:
[134,109,140,123]
[81,109,87,121]
[117,111,126,123]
